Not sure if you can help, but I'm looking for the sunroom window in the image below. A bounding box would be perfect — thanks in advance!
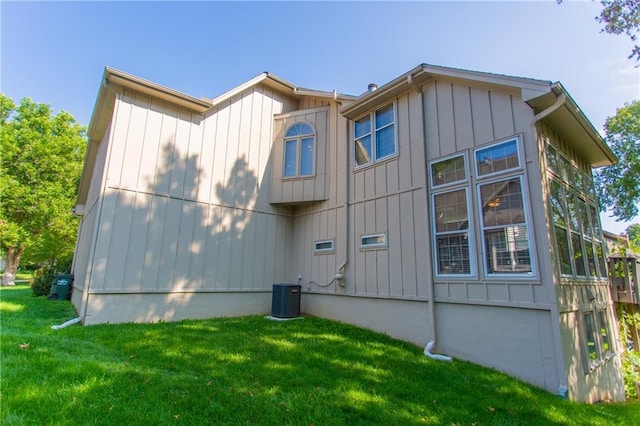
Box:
[545,141,607,279]
[283,123,314,178]
[354,103,396,167]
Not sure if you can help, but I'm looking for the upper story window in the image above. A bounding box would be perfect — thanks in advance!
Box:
[354,103,396,168]
[283,123,315,178]
[475,138,521,177]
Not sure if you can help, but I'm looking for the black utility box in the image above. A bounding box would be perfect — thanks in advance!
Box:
[271,284,301,318]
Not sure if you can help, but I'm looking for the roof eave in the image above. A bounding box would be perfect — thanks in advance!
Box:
[527,83,616,168]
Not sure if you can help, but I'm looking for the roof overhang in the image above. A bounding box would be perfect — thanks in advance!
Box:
[341,63,616,168]
[526,83,616,168]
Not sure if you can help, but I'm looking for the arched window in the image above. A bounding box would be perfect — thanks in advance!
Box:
[283,122,315,178]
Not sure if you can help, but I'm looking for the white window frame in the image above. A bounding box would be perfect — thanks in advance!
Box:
[314,240,335,254]
[474,137,522,179]
[431,188,476,278]
[429,153,468,189]
[353,103,397,170]
[546,141,608,280]
[283,122,315,179]
[476,174,536,279]
[360,233,387,250]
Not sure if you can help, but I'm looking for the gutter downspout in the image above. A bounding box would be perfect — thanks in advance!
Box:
[530,88,570,398]
[530,92,566,126]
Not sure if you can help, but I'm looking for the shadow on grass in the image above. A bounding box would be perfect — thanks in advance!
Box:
[2,288,638,425]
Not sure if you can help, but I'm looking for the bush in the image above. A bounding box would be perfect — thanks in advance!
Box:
[622,350,640,399]
[31,265,57,297]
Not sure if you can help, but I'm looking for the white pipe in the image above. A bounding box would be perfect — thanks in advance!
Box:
[51,317,81,330]
[530,92,566,126]
[424,340,452,362]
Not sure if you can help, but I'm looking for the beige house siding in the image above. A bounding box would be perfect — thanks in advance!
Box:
[270,106,330,204]
[74,83,301,322]
[435,303,559,392]
[538,121,624,402]
[72,65,624,402]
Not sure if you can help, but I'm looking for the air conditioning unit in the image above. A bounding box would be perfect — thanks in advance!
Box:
[271,284,301,318]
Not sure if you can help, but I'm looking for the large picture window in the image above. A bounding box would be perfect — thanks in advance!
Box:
[354,103,396,167]
[479,177,533,275]
[283,123,314,178]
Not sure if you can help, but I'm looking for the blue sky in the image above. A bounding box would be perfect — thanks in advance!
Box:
[1,1,638,233]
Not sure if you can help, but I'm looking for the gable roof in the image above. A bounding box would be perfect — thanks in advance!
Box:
[340,63,615,168]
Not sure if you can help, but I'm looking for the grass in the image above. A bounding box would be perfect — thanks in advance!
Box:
[1,286,638,425]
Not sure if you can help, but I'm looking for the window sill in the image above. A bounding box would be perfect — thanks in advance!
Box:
[353,152,399,172]
[282,175,316,181]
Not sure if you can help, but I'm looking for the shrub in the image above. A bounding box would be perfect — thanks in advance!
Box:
[31,265,57,297]
[622,350,640,399]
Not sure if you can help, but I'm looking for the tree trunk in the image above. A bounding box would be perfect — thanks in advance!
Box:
[1,246,24,286]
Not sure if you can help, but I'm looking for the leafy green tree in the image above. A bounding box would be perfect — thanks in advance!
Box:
[626,223,640,252]
[595,101,640,222]
[597,0,640,61]
[0,94,86,285]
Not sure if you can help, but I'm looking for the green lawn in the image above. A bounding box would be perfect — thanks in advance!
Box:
[1,286,638,425]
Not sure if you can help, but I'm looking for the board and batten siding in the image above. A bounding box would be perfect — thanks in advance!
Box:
[423,78,550,308]
[84,85,297,298]
[270,106,330,204]
[347,90,430,300]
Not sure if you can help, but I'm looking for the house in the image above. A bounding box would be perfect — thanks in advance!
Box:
[71,63,625,402]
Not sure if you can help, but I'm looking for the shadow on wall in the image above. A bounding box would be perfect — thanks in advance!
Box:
[85,130,276,322]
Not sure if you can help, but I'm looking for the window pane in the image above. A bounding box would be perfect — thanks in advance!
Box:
[575,167,586,193]
[572,232,586,276]
[598,310,611,354]
[480,178,525,227]
[549,180,567,227]
[476,139,519,176]
[355,135,372,166]
[583,312,598,362]
[375,104,394,129]
[284,139,297,177]
[546,143,558,174]
[300,137,313,176]
[355,116,371,138]
[596,243,607,278]
[436,233,471,275]
[431,155,466,187]
[286,123,314,137]
[585,241,598,277]
[434,190,468,233]
[589,205,601,239]
[555,227,573,275]
[585,174,596,199]
[484,226,532,274]
[578,198,590,237]
[361,234,386,247]
[375,124,395,159]
[566,192,580,231]
[559,156,572,182]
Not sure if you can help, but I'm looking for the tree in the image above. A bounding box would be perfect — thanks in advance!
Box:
[595,101,640,222]
[0,94,86,285]
[597,0,640,61]
[627,223,640,252]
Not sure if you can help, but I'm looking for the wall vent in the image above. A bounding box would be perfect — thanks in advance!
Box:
[271,284,301,318]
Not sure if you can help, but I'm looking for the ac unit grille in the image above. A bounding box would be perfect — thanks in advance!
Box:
[271,284,301,318]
